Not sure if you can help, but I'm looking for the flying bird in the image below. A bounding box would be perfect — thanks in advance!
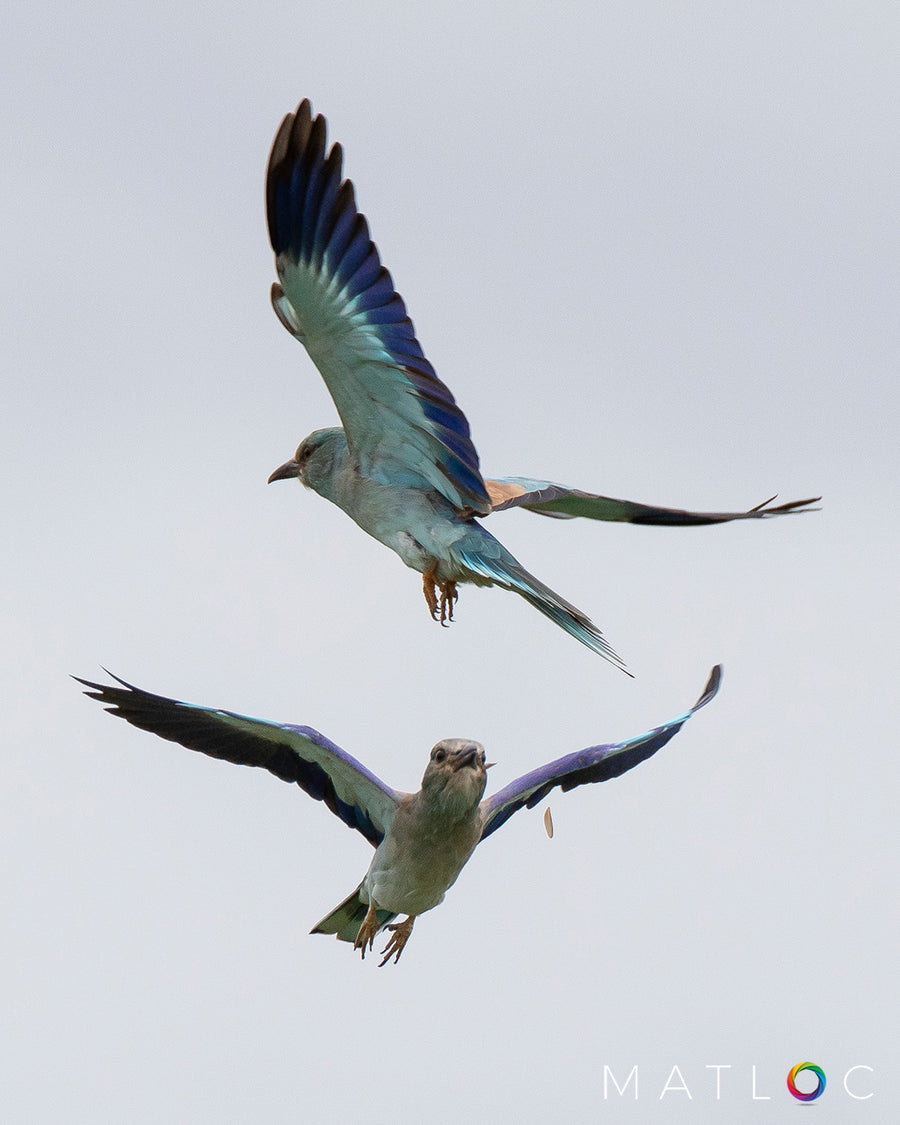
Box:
[265,100,818,672]
[76,665,721,966]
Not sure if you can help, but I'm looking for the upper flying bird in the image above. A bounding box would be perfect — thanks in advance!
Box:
[265,100,818,672]
[77,665,720,966]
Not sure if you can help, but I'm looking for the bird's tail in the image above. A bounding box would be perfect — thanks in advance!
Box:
[452,534,630,674]
[310,883,397,944]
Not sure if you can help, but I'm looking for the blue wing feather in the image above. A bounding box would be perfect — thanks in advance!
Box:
[75,672,399,847]
[480,666,721,839]
[348,269,396,314]
[322,180,358,265]
[267,100,491,515]
[334,220,375,292]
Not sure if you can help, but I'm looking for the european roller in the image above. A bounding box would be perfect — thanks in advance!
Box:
[266,100,817,673]
[77,666,720,966]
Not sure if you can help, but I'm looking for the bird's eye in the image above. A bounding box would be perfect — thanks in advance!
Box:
[434,748,446,762]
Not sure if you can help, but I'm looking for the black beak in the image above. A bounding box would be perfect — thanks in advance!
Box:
[267,458,300,484]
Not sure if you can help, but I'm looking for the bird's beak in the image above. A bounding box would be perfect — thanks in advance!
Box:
[267,458,300,484]
[452,747,479,771]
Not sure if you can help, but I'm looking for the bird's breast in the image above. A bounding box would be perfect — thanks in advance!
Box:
[365,801,482,916]
[327,470,472,578]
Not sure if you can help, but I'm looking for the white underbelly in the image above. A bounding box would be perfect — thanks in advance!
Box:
[364,835,477,917]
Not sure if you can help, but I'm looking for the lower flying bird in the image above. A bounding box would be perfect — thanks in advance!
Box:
[77,666,720,966]
[265,99,818,672]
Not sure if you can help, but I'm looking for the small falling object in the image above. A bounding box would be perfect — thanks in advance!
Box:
[543,807,553,838]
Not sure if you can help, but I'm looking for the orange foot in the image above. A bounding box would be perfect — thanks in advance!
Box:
[378,916,416,967]
[353,902,381,961]
[422,564,459,627]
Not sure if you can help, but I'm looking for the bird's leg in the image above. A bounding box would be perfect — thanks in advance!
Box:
[378,916,416,967]
[422,561,440,621]
[353,902,381,960]
[437,580,458,625]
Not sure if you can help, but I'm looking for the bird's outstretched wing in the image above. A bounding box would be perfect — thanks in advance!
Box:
[479,665,721,839]
[485,477,821,524]
[76,673,399,847]
[266,100,491,516]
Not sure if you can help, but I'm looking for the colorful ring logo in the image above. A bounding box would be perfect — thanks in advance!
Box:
[787,1062,826,1101]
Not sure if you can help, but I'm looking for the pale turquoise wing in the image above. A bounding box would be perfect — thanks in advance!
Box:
[267,101,491,515]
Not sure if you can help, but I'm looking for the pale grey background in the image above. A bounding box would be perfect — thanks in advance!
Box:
[3,2,897,1122]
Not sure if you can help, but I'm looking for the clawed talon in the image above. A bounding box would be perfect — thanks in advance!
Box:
[378,916,415,967]
[422,564,458,625]
[437,581,457,626]
[353,902,381,961]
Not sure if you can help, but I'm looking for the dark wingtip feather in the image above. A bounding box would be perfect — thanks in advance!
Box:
[748,494,822,516]
[696,664,722,709]
[266,99,321,255]
[72,669,138,708]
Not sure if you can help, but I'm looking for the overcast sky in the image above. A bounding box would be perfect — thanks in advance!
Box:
[3,3,897,1122]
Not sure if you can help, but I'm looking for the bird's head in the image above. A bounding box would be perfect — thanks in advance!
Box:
[267,428,345,493]
[420,739,492,818]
